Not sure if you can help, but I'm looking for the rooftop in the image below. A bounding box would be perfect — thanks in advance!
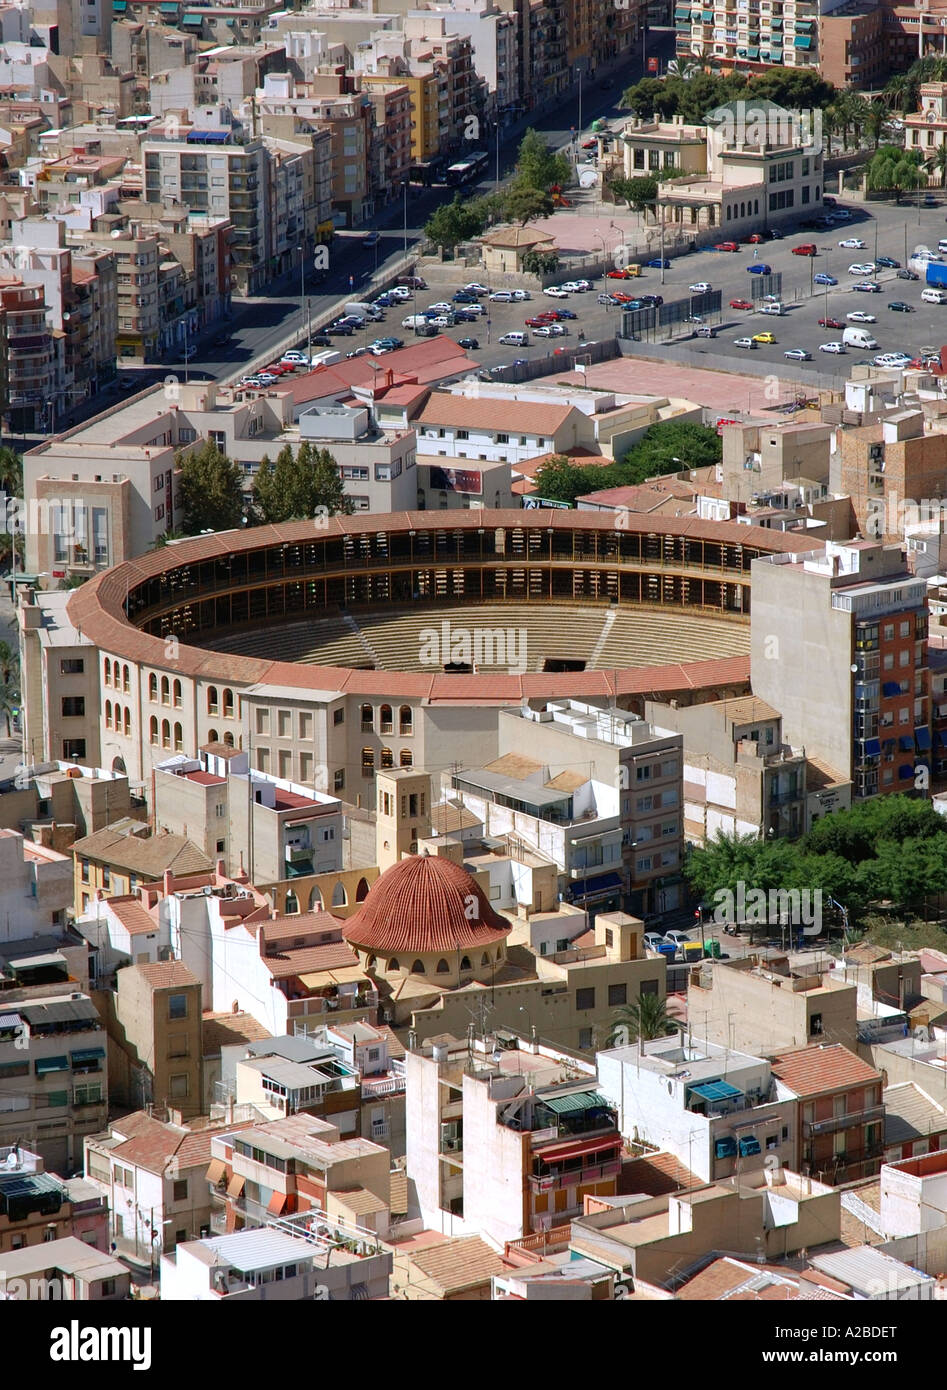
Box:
[771,1044,881,1098]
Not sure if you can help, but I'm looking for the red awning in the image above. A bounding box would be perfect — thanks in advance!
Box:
[267,1190,288,1216]
[535,1136,622,1165]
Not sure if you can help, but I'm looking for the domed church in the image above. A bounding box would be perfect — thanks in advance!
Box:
[343,852,512,989]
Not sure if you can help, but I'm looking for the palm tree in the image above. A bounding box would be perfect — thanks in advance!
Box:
[606,993,674,1047]
[865,104,886,151]
[883,74,909,114]
[0,447,22,498]
[666,59,698,80]
[933,144,947,188]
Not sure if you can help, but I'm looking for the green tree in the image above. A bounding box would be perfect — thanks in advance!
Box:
[611,175,659,218]
[513,128,572,192]
[521,248,560,276]
[424,195,487,253]
[606,993,674,1047]
[503,185,555,225]
[932,144,947,188]
[532,455,622,506]
[0,446,22,497]
[865,103,887,151]
[0,531,23,571]
[149,527,186,550]
[883,74,910,113]
[253,442,353,524]
[620,419,722,483]
[866,145,925,200]
[176,439,245,534]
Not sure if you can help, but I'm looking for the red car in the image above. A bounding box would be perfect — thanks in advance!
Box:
[607,268,636,279]
[729,298,753,310]
[525,315,551,327]
[792,243,817,256]
[818,316,844,330]
[263,363,291,375]
[611,291,635,303]
[581,138,597,150]
[742,233,764,244]
[715,241,739,252]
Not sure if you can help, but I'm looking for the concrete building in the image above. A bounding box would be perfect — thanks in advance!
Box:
[406,1032,623,1244]
[225,1036,362,1134]
[0,828,73,946]
[835,410,947,546]
[644,695,809,844]
[154,745,343,886]
[0,1235,130,1300]
[751,539,930,800]
[0,1144,108,1256]
[597,1035,797,1184]
[720,418,832,510]
[18,591,101,769]
[819,1,887,90]
[109,959,203,1119]
[772,1043,884,1185]
[688,952,859,1057]
[160,1216,392,1300]
[673,0,828,75]
[71,823,211,914]
[0,992,108,1175]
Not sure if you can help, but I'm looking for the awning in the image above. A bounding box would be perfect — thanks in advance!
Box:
[864,738,881,758]
[70,1048,105,1064]
[899,735,915,752]
[112,1,126,9]
[35,1055,69,1074]
[11,951,66,971]
[746,46,759,57]
[181,11,203,22]
[537,1135,622,1164]
[739,1136,762,1156]
[883,682,901,697]
[795,17,813,27]
[571,871,622,897]
[540,1091,613,1116]
[206,1159,227,1186]
[794,34,811,47]
[675,7,689,15]
[715,1137,737,1158]
[690,1079,743,1103]
[267,1191,288,1216]
[770,17,782,26]
[159,2,178,9]
[916,726,932,751]
[899,764,915,780]
[226,1173,245,1198]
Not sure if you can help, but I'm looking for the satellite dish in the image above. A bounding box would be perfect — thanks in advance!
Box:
[4,1151,18,1169]
[579,169,597,188]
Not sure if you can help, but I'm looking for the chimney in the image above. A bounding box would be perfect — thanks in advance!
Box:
[530,1025,539,1054]
[216,857,226,879]
[163,869,173,898]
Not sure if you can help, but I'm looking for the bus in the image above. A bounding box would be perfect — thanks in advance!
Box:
[446,152,490,186]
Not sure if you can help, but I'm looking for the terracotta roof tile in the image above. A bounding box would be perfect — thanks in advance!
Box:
[417,391,577,435]
[404,1234,511,1295]
[108,897,159,937]
[343,855,511,956]
[261,940,360,980]
[130,960,200,990]
[771,1044,881,1098]
[619,1151,697,1197]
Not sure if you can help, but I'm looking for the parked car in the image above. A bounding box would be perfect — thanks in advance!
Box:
[792,243,817,256]
[608,267,638,279]
[554,308,578,319]
[559,280,588,293]
[457,337,480,350]
[533,323,566,336]
[664,929,692,948]
[874,352,912,367]
[327,322,354,335]
[598,293,623,305]
[783,348,811,361]
[688,281,713,294]
[734,336,756,349]
[543,287,571,298]
[464,283,489,295]
[875,255,901,268]
[848,262,876,275]
[452,290,477,303]
[428,301,452,313]
[852,282,882,293]
[896,268,920,281]
[714,241,739,252]
[752,331,776,344]
[887,301,913,312]
[498,330,529,346]
[729,297,754,310]
[489,290,514,302]
[645,257,671,268]
[819,341,847,353]
[838,238,867,250]
[637,294,663,307]
[742,233,765,244]
[818,316,844,329]
[280,351,309,365]
[764,228,784,239]
[747,263,772,275]
[389,286,413,301]
[813,273,838,287]
[643,932,665,952]
[526,315,551,327]
[847,311,877,323]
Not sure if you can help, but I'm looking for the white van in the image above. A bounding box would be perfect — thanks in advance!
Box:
[401,314,430,329]
[922,287,947,305]
[499,330,529,347]
[345,301,382,322]
[842,326,879,349]
[759,302,785,315]
[309,349,341,366]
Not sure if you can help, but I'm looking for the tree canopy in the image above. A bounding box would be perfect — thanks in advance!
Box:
[532,421,722,505]
[866,145,925,197]
[424,194,488,252]
[252,442,354,525]
[512,128,572,193]
[503,185,555,225]
[620,67,833,126]
[176,439,245,535]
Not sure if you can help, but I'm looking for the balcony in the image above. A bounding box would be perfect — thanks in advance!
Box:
[802,1103,884,1139]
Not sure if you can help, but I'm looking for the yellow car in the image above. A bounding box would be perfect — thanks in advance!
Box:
[752,331,776,344]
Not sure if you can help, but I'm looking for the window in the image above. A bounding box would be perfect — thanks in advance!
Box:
[579,1028,593,1050]
[61,696,85,718]
[575,987,595,1011]
[380,705,393,734]
[168,993,188,1020]
[63,740,86,760]
[380,747,394,769]
[400,749,413,767]
[61,659,84,675]
[172,1179,188,1201]
[361,704,373,732]
[169,1073,189,1099]
[362,748,374,775]
[334,770,345,792]
[168,1033,189,1058]
[640,978,659,997]
[810,1012,823,1036]
[333,708,345,726]
[73,1082,102,1106]
[608,983,627,1007]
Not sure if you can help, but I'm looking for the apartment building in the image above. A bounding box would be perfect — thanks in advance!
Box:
[674,0,823,74]
[420,0,521,117]
[720,418,832,509]
[0,828,73,951]
[115,0,286,45]
[363,80,413,195]
[771,1043,884,1184]
[111,960,203,1118]
[0,1235,130,1300]
[84,1109,255,1262]
[751,539,931,800]
[71,824,211,912]
[406,1032,623,1244]
[207,1111,391,1235]
[450,702,684,917]
[0,280,51,434]
[224,1036,362,1134]
[0,992,108,1175]
[0,1144,108,1255]
[318,1021,407,1156]
[688,952,859,1057]
[597,1036,797,1184]
[819,0,887,89]
[161,1217,392,1300]
[143,132,269,294]
[835,410,946,546]
[644,695,810,844]
[363,66,440,165]
[19,592,100,769]
[153,745,344,886]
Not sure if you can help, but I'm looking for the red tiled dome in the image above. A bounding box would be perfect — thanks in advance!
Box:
[342,854,511,956]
